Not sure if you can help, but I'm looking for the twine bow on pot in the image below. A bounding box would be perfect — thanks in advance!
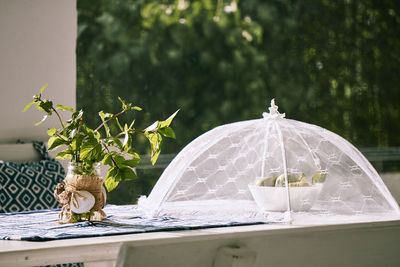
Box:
[54,174,106,223]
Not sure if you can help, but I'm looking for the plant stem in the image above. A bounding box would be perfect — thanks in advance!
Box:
[52,108,65,128]
[95,109,126,132]
[102,142,119,169]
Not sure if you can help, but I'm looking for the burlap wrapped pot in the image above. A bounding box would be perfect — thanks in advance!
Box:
[54,162,106,223]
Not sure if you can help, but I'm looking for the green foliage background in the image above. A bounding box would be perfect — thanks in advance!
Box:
[76,0,400,203]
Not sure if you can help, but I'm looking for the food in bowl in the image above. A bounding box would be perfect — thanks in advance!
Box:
[249,171,326,212]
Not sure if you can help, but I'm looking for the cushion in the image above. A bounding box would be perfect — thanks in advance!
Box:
[0,141,65,213]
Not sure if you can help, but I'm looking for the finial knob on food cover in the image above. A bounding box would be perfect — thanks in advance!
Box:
[262,98,285,119]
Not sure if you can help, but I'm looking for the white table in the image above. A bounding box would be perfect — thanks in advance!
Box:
[2,220,400,267]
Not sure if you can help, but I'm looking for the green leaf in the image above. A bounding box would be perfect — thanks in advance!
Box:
[99,111,112,137]
[104,165,136,191]
[128,119,135,130]
[56,104,74,112]
[80,138,102,161]
[35,115,48,126]
[69,128,77,138]
[102,151,117,166]
[85,127,101,140]
[47,128,57,136]
[36,100,53,115]
[72,110,83,120]
[120,167,137,180]
[55,150,73,160]
[112,154,140,168]
[122,131,132,151]
[118,96,126,106]
[58,134,69,141]
[151,144,162,165]
[123,158,141,168]
[158,126,176,138]
[84,126,95,139]
[122,130,129,147]
[112,137,123,150]
[93,130,101,140]
[118,97,132,110]
[128,151,140,158]
[99,111,113,120]
[132,106,142,111]
[145,132,159,150]
[159,110,179,128]
[39,83,48,95]
[105,176,119,192]
[48,136,66,150]
[145,121,159,132]
[98,110,105,120]
[113,155,126,164]
[95,153,106,165]
[145,132,163,165]
[102,154,112,166]
[105,167,120,192]
[71,135,84,150]
[114,117,123,131]
[103,122,111,137]
[22,101,35,112]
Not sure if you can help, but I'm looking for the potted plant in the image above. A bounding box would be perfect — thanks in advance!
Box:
[23,84,178,223]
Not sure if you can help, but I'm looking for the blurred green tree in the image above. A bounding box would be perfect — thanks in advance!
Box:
[77,0,400,202]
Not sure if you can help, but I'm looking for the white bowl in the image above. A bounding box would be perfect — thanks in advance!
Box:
[248,184,322,212]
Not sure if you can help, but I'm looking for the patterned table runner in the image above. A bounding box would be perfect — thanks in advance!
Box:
[0,205,265,241]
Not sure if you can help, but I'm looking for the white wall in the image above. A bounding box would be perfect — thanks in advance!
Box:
[0,0,76,143]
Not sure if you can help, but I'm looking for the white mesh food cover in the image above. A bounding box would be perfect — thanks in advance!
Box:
[139,100,400,224]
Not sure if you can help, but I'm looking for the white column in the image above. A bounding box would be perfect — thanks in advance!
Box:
[0,0,77,143]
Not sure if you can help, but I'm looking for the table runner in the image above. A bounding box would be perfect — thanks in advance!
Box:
[0,205,265,241]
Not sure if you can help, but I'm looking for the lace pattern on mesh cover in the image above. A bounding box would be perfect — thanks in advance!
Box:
[139,100,400,224]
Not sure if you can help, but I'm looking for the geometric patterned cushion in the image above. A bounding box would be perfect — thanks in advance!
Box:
[39,263,84,267]
[0,141,65,213]
[0,143,84,267]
